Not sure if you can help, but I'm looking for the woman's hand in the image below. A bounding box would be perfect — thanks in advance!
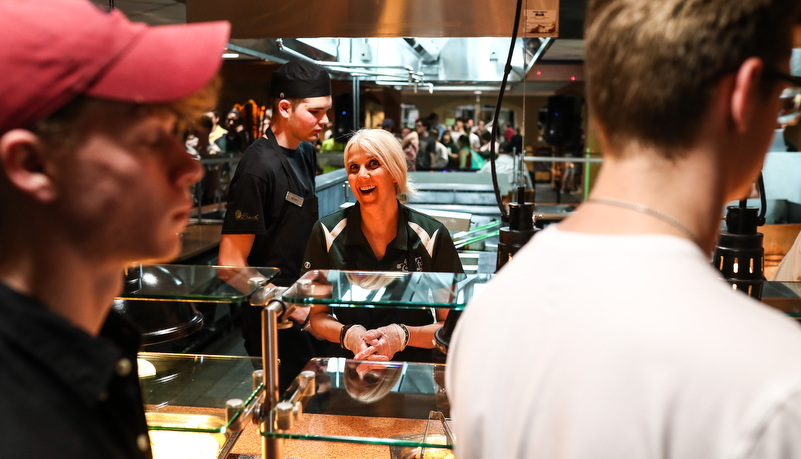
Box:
[342,324,370,356]
[362,324,407,360]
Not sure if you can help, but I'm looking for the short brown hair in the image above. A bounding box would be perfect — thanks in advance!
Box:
[585,0,801,158]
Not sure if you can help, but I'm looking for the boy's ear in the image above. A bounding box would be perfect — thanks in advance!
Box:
[0,129,57,202]
[277,99,293,118]
[730,57,765,134]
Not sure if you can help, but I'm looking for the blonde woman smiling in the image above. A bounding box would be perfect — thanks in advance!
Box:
[302,129,463,362]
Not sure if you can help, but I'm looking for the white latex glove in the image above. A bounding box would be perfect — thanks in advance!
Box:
[342,324,369,355]
[353,350,389,362]
[363,324,406,360]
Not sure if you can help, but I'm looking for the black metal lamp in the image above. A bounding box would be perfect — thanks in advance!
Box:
[497,186,538,270]
[713,174,767,299]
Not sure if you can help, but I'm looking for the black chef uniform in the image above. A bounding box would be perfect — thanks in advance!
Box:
[222,128,320,390]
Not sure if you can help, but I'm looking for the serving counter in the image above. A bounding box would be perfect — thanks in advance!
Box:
[121,265,491,458]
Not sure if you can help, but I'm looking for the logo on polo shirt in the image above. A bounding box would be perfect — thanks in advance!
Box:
[234,210,259,221]
[396,257,423,272]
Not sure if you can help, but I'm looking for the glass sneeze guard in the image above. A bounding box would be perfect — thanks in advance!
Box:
[117,264,280,303]
[282,269,493,310]
[139,352,262,434]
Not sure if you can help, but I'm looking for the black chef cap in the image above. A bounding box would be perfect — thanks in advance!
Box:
[269,60,331,99]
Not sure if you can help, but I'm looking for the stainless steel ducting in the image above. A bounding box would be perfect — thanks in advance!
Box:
[186,0,560,88]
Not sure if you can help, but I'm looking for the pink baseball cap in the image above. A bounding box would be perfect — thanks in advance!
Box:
[0,0,230,133]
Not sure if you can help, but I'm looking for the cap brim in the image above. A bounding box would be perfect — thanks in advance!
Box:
[88,21,230,104]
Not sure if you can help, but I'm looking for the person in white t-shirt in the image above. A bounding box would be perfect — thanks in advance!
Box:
[447,1,801,458]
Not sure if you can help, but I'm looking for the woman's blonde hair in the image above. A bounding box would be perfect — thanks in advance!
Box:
[344,129,417,198]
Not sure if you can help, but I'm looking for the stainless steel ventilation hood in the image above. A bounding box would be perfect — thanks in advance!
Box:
[186,0,563,90]
[225,36,553,90]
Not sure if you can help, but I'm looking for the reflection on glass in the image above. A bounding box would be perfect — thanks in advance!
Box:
[344,360,404,404]
[283,269,492,310]
[267,357,451,450]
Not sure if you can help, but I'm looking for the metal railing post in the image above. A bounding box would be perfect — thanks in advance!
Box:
[261,300,283,459]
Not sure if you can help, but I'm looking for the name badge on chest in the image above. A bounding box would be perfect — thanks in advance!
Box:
[285,191,304,208]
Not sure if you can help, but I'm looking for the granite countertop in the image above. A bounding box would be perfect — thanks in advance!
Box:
[230,414,430,458]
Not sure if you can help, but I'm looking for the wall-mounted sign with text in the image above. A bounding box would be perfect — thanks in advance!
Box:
[524,0,559,37]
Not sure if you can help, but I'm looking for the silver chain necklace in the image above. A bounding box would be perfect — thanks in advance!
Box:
[585,197,700,247]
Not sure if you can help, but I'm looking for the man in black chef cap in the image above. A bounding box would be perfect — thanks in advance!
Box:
[219,60,332,390]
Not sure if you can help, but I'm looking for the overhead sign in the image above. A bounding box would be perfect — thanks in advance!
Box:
[524,0,559,37]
